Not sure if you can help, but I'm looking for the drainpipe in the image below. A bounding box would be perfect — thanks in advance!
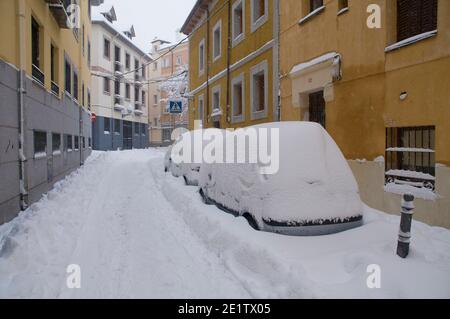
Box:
[225,0,232,126]
[18,0,28,210]
[205,7,210,126]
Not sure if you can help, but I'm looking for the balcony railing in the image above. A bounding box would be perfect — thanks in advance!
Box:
[45,0,70,29]
[51,81,60,96]
[32,64,45,86]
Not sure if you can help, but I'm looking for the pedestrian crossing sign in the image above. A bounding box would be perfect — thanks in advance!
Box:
[169,100,183,114]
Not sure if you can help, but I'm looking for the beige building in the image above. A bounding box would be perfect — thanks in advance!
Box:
[280,0,450,228]
[148,39,189,146]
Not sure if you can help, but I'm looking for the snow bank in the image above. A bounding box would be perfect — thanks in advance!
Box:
[151,157,450,298]
[199,122,363,234]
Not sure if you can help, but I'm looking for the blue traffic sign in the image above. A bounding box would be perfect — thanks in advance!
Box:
[169,100,183,114]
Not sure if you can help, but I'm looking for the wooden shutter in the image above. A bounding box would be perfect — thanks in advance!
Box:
[421,0,438,33]
[397,0,438,42]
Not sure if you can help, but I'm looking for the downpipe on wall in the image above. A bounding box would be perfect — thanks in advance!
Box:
[18,0,29,210]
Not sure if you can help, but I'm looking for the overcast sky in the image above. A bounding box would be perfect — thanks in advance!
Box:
[97,0,197,52]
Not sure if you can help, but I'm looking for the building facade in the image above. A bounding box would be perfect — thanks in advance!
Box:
[280,0,450,228]
[148,39,189,146]
[181,0,280,130]
[0,0,101,224]
[90,6,150,151]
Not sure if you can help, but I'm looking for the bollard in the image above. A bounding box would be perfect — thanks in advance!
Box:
[397,193,415,258]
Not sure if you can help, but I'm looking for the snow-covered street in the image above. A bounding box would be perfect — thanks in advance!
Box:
[1,149,450,299]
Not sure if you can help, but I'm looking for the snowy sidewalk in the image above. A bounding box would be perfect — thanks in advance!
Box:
[1,149,450,298]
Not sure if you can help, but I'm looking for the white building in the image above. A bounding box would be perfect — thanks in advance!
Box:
[90,6,151,150]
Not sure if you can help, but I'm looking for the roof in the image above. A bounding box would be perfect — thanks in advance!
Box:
[180,0,211,35]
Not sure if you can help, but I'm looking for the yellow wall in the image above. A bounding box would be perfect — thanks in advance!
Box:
[280,0,450,166]
[0,0,92,109]
[186,0,277,130]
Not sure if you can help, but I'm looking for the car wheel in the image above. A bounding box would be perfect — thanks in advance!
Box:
[243,213,259,231]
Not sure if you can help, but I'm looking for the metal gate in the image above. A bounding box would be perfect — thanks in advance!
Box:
[123,120,133,150]
[309,91,326,129]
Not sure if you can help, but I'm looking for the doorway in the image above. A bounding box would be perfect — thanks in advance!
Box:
[309,91,326,129]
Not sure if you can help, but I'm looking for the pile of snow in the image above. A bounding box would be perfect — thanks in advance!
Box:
[199,122,363,235]
[152,156,450,298]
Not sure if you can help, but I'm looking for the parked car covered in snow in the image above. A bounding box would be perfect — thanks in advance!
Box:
[165,129,225,186]
[199,122,364,236]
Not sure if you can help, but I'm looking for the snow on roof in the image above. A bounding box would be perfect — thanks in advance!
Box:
[290,52,340,76]
[91,6,152,60]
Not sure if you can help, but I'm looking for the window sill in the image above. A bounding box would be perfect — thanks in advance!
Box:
[299,6,325,25]
[337,7,349,16]
[232,33,245,48]
[251,14,268,33]
[385,30,437,53]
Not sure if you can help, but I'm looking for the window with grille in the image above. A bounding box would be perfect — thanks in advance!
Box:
[66,134,73,151]
[52,133,61,152]
[74,136,79,150]
[385,126,436,191]
[397,0,438,42]
[309,91,326,129]
[34,131,47,155]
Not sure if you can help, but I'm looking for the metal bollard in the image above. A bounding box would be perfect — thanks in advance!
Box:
[397,194,415,258]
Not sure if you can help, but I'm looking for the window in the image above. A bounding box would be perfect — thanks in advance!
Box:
[51,44,59,95]
[114,46,121,63]
[142,65,146,79]
[34,131,47,156]
[163,129,172,142]
[153,94,158,105]
[135,58,139,71]
[142,91,146,106]
[397,0,438,42]
[74,136,79,150]
[135,87,140,102]
[153,118,158,127]
[65,134,73,151]
[125,52,131,69]
[309,91,326,128]
[250,61,268,119]
[82,137,86,149]
[104,38,111,59]
[52,133,61,153]
[198,94,204,124]
[199,39,205,75]
[233,0,245,44]
[104,118,111,132]
[176,56,182,66]
[73,70,79,101]
[232,74,245,123]
[251,0,268,32]
[114,80,120,95]
[141,123,146,136]
[153,62,158,70]
[125,83,131,100]
[162,57,170,68]
[212,86,221,111]
[82,25,85,56]
[31,17,40,68]
[338,0,348,11]
[310,0,324,12]
[88,39,91,66]
[386,126,436,190]
[65,58,71,94]
[213,20,222,61]
[114,119,121,134]
[103,77,110,94]
[87,89,91,111]
[89,138,92,148]
[82,83,85,106]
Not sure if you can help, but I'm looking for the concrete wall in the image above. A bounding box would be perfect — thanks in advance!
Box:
[349,160,450,229]
[0,60,91,224]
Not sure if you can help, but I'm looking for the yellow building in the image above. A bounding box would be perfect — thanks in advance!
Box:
[181,0,280,130]
[280,0,450,228]
[0,0,102,224]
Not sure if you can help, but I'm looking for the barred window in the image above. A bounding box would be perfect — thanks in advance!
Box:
[385,126,436,191]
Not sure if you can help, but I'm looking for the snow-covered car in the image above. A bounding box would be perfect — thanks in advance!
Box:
[199,122,364,236]
[165,129,224,186]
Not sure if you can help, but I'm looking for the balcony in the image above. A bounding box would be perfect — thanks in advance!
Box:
[51,81,59,96]
[45,0,71,29]
[114,103,125,112]
[114,61,124,77]
[134,109,144,116]
[32,64,45,86]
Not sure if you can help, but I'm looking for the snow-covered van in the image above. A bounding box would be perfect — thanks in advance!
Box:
[198,122,364,236]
